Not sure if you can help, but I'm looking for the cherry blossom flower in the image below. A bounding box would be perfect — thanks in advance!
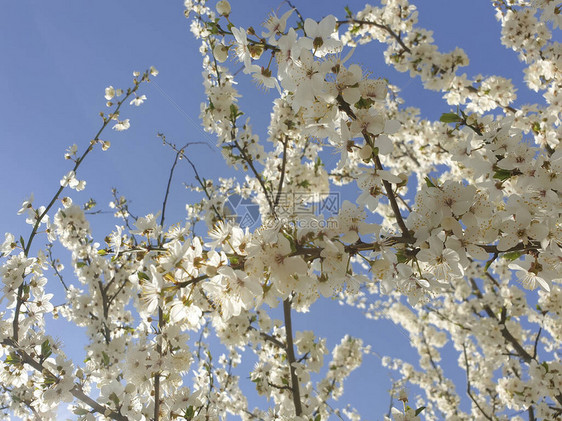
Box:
[508,255,551,292]
[416,236,463,283]
[262,9,293,43]
[129,94,147,106]
[231,27,252,66]
[112,119,130,131]
[299,15,342,57]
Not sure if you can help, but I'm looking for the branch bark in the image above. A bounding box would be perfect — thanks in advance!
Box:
[283,298,302,416]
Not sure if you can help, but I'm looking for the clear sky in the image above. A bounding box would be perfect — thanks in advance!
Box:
[0,1,549,419]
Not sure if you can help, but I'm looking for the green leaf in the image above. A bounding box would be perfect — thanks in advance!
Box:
[314,156,323,172]
[502,251,522,261]
[396,251,409,264]
[531,121,541,134]
[344,5,353,18]
[424,176,437,188]
[493,169,512,181]
[314,414,322,421]
[5,353,22,366]
[229,104,242,120]
[354,97,373,109]
[76,261,87,268]
[102,351,110,366]
[415,406,426,416]
[185,405,195,419]
[41,339,52,360]
[19,236,25,250]
[439,112,462,123]
[98,249,107,256]
[138,271,150,281]
[541,361,549,373]
[109,392,120,407]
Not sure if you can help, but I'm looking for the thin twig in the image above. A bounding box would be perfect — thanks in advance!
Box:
[463,343,493,420]
[160,139,191,227]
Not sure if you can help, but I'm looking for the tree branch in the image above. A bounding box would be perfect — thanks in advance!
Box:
[283,298,303,416]
[463,343,493,420]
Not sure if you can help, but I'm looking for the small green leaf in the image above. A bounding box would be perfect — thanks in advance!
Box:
[109,392,120,407]
[98,249,107,256]
[439,112,462,123]
[396,251,409,264]
[354,97,373,109]
[344,6,353,18]
[185,405,195,419]
[415,406,426,416]
[41,340,52,360]
[76,261,87,268]
[6,353,22,366]
[493,169,512,181]
[531,122,541,134]
[138,271,149,281]
[503,251,522,261]
[424,176,437,188]
[102,351,110,366]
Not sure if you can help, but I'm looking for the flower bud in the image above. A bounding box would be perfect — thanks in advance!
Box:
[466,114,477,125]
[216,0,231,16]
[213,44,229,63]
[359,144,373,160]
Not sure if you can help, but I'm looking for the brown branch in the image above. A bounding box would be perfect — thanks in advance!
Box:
[46,244,69,291]
[153,307,163,421]
[469,279,562,407]
[338,19,411,54]
[336,95,411,238]
[234,139,276,216]
[283,299,302,416]
[528,404,536,421]
[1,338,128,421]
[532,327,542,360]
[340,18,519,115]
[159,139,191,228]
[13,71,151,343]
[182,154,224,222]
[463,343,493,420]
[374,155,410,237]
[274,136,288,208]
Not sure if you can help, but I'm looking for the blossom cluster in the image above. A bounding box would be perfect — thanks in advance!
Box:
[1,0,560,420]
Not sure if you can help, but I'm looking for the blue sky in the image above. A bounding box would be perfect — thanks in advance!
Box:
[0,1,549,419]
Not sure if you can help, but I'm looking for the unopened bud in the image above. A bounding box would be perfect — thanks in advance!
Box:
[216,0,231,16]
[213,44,229,63]
[359,144,373,160]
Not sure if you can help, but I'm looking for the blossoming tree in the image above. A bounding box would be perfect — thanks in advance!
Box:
[1,0,561,420]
